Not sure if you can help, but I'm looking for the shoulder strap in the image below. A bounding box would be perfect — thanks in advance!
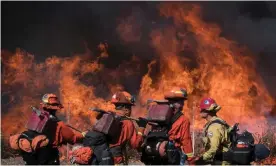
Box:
[167,111,183,132]
[20,130,38,141]
[171,111,183,124]
[119,117,129,121]
[204,119,229,135]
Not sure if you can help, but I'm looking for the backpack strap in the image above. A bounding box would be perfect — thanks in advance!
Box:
[171,111,183,125]
[167,111,183,133]
[204,119,229,136]
[109,146,123,157]
[17,130,39,153]
[118,117,129,121]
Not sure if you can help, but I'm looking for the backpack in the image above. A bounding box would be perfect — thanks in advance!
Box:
[147,103,174,124]
[15,107,60,164]
[141,101,182,165]
[9,130,59,165]
[92,113,121,137]
[26,106,58,133]
[82,113,125,165]
[205,119,255,164]
[82,130,114,165]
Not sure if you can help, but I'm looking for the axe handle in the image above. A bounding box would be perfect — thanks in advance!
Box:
[30,106,42,116]
[66,125,83,133]
[90,107,158,126]
[125,116,158,126]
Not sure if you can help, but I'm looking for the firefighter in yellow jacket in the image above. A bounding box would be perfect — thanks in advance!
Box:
[194,97,231,165]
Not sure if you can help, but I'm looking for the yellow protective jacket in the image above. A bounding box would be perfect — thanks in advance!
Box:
[202,116,231,164]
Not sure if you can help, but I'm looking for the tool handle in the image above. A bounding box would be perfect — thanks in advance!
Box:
[66,125,83,133]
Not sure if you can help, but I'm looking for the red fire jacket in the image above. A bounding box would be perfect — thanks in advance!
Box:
[109,119,144,164]
[44,121,84,148]
[168,114,194,159]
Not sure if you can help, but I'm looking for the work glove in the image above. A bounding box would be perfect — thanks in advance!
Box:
[137,117,148,128]
[82,131,88,137]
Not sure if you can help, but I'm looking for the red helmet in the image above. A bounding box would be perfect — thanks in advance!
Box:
[199,97,221,112]
[164,87,188,100]
[111,91,135,105]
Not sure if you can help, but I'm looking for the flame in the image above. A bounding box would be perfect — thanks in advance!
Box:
[138,3,275,132]
[97,42,109,58]
[1,3,275,139]
[1,46,144,136]
[1,49,115,135]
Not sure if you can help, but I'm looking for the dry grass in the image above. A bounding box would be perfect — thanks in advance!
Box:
[253,126,276,156]
[253,126,276,164]
[1,134,20,159]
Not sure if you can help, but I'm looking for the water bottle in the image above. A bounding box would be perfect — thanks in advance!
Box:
[168,141,174,148]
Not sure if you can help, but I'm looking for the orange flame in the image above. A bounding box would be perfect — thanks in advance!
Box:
[138,3,275,132]
[1,3,275,139]
[1,49,115,135]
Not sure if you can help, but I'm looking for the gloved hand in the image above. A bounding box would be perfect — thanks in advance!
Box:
[137,117,148,128]
[82,131,88,137]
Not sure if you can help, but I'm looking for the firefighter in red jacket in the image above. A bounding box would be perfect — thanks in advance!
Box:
[164,88,194,163]
[40,94,84,148]
[69,91,147,165]
[9,93,84,165]
[141,87,194,165]
[109,91,147,164]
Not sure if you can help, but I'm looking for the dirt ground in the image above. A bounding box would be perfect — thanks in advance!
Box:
[0,147,144,165]
[1,157,144,165]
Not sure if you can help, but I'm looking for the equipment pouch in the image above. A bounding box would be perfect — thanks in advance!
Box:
[166,141,180,165]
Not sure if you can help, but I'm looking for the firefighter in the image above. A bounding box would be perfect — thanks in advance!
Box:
[69,91,147,165]
[193,97,231,165]
[164,88,194,164]
[108,91,147,164]
[9,93,84,165]
[141,87,194,165]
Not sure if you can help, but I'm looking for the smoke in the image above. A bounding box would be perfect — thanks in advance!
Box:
[197,2,276,99]
[199,2,276,52]
[116,7,144,43]
[1,2,276,136]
